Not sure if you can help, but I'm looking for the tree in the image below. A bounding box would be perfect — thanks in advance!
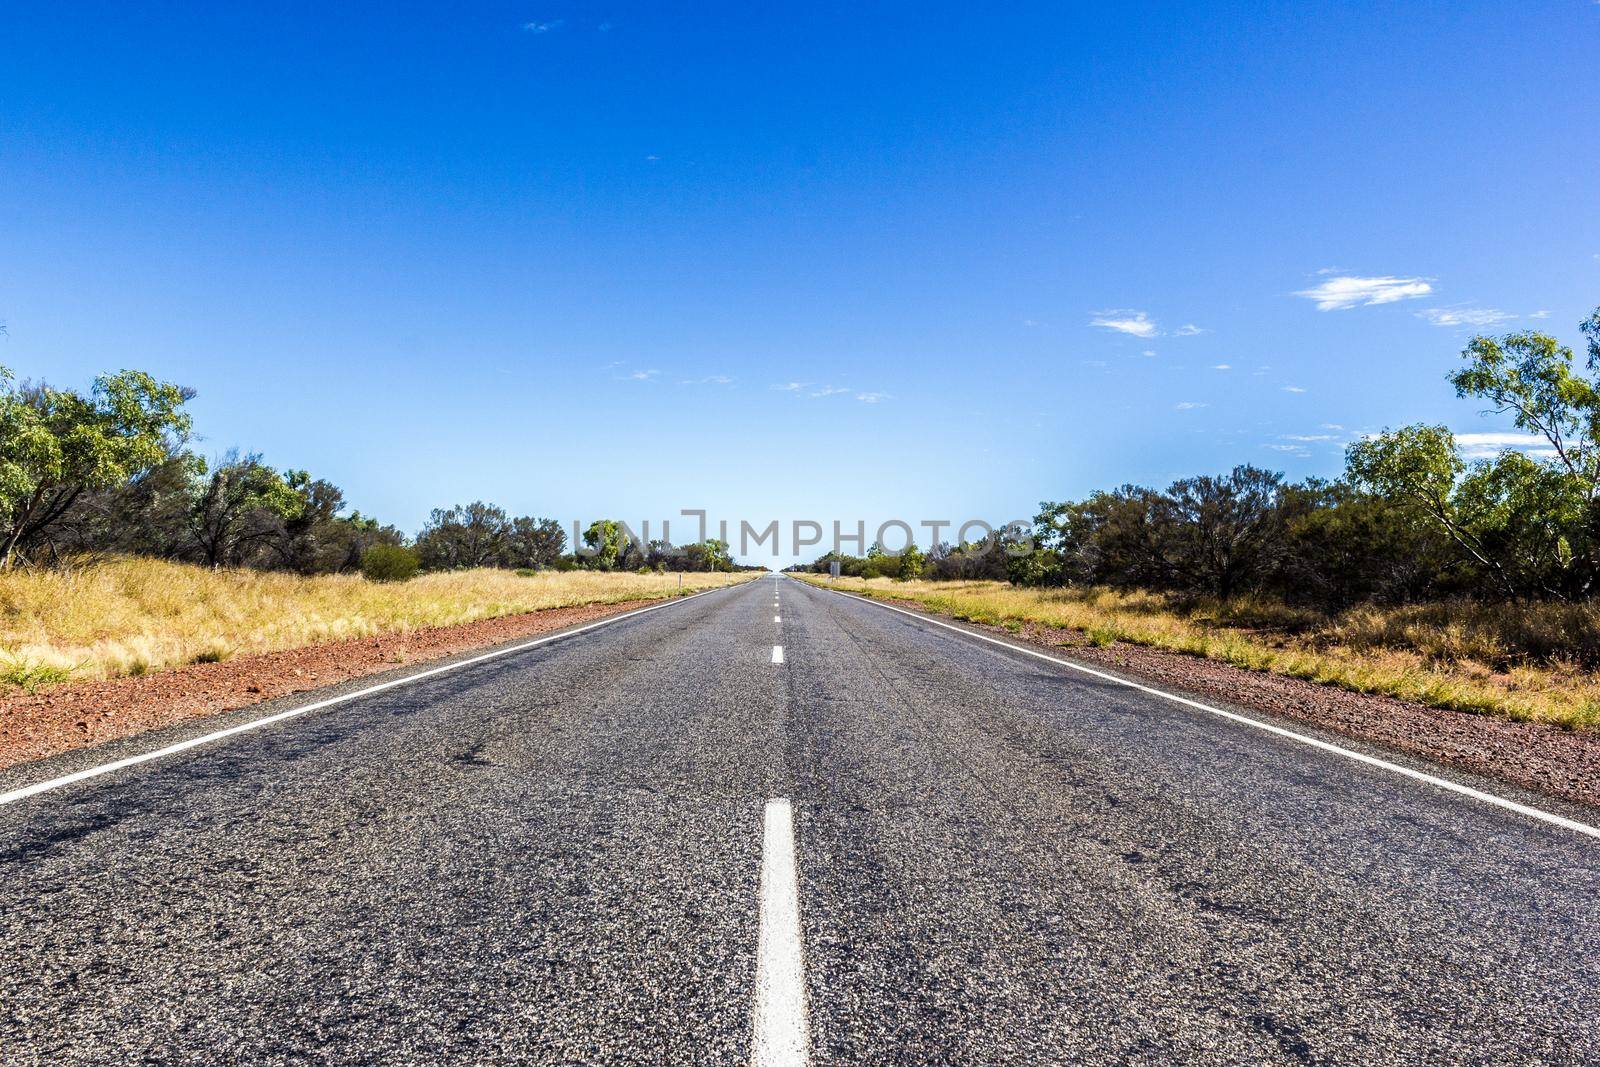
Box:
[1449,327,1600,505]
[1158,465,1286,600]
[187,453,304,567]
[506,516,566,569]
[1345,424,1523,598]
[898,541,925,581]
[581,519,628,570]
[1277,479,1453,607]
[0,366,192,568]
[415,502,512,570]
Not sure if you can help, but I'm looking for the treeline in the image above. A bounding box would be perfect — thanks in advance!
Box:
[804,306,1600,609]
[0,365,738,578]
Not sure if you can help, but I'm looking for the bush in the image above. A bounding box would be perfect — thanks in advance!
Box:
[361,544,420,582]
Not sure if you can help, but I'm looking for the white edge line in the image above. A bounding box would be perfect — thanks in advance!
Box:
[820,585,1600,841]
[0,585,740,808]
[752,796,810,1066]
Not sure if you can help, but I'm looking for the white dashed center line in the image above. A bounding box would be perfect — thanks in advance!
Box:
[752,798,810,1066]
[771,645,785,664]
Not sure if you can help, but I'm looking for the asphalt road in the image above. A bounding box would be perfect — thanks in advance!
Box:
[1,575,1597,1064]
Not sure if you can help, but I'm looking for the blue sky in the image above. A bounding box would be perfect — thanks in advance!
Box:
[4,2,1598,563]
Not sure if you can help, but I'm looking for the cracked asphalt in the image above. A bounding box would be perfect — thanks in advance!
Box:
[1,575,1596,1064]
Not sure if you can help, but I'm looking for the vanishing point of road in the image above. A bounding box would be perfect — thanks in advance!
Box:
[1,576,1596,1064]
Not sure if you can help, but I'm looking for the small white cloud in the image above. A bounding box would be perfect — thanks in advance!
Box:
[1022,318,1041,327]
[1529,310,1551,319]
[1456,431,1553,458]
[1283,385,1307,393]
[1174,401,1207,410]
[774,381,810,392]
[1296,274,1433,311]
[522,19,564,32]
[1091,310,1157,337]
[1081,359,1108,368]
[1174,324,1206,336]
[1282,433,1337,442]
[1416,306,1515,328]
[627,369,659,381]
[1265,443,1310,455]
[1321,422,1344,430]
[810,386,851,398]
[645,154,661,162]
[1212,363,1232,371]
[855,391,890,404]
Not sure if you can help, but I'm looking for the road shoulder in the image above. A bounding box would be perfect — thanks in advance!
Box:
[818,585,1600,815]
[0,594,691,777]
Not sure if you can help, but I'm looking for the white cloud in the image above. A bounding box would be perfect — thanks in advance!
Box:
[1140,349,1156,358]
[855,392,890,404]
[1213,363,1232,371]
[1174,401,1207,410]
[810,386,851,398]
[680,374,732,386]
[522,19,564,32]
[1265,443,1310,455]
[1456,431,1554,459]
[1091,310,1157,337]
[1283,385,1307,393]
[1530,310,1551,319]
[1174,324,1206,336]
[774,381,810,392]
[1416,306,1515,328]
[1295,274,1433,311]
[1321,423,1344,430]
[1022,318,1042,327]
[1282,433,1337,442]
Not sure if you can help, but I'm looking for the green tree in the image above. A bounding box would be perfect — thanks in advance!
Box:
[898,541,925,581]
[581,519,627,570]
[1448,326,1600,504]
[415,501,512,570]
[187,453,304,567]
[0,366,192,569]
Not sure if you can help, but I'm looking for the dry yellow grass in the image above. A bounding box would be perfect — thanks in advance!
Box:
[0,559,757,689]
[799,576,1600,731]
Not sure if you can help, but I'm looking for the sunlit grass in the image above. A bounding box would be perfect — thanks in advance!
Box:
[798,576,1600,731]
[0,559,756,688]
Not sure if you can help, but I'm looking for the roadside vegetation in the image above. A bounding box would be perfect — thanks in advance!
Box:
[793,307,1600,730]
[0,559,751,689]
[0,360,760,691]
[797,576,1600,730]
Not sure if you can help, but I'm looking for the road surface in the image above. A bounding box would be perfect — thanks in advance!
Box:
[1,575,1596,1064]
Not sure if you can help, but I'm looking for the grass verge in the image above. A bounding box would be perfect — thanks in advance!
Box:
[0,559,756,689]
[798,576,1600,731]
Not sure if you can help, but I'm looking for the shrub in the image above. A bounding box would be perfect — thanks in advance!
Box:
[0,658,73,693]
[361,544,420,582]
